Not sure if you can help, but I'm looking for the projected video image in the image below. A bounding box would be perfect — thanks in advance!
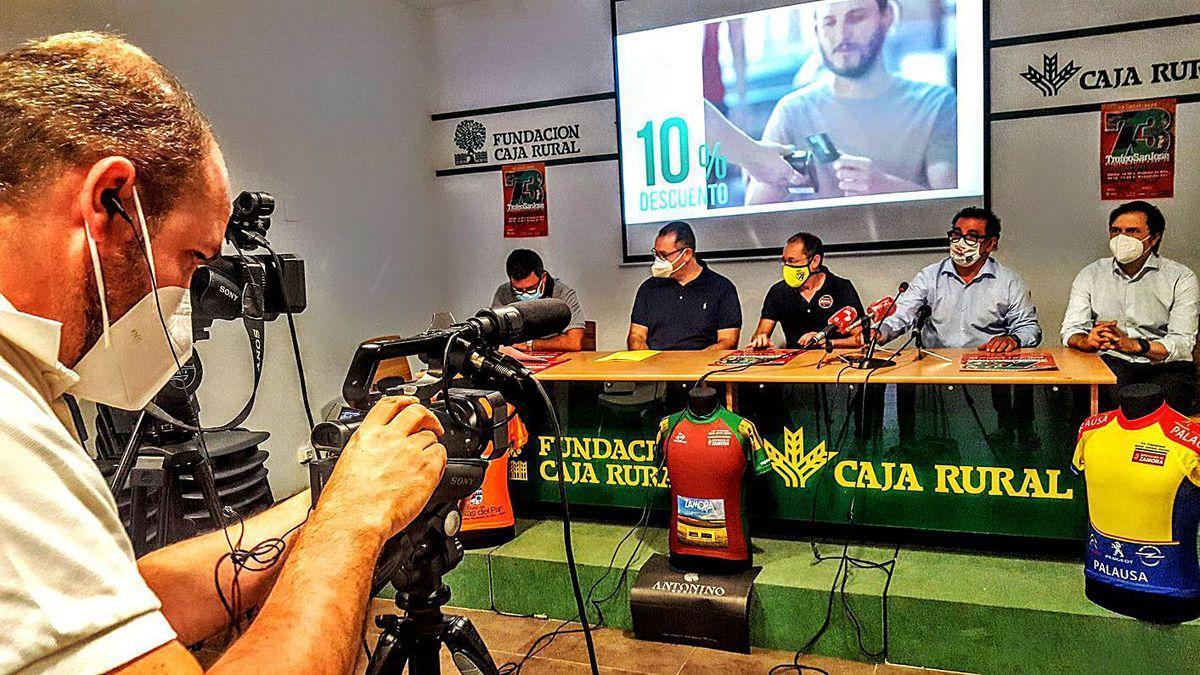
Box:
[617,0,984,230]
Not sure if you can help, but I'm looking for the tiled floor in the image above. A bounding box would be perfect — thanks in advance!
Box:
[355,599,955,674]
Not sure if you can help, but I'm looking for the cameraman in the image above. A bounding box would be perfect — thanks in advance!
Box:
[0,32,446,673]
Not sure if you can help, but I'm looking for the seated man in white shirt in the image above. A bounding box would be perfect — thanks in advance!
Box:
[1062,201,1199,411]
[0,32,446,672]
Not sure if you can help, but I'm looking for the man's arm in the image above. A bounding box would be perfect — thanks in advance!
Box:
[1158,269,1200,362]
[924,90,959,190]
[1004,277,1043,348]
[137,491,312,646]
[208,399,445,674]
[1061,266,1097,349]
[709,283,743,350]
[533,327,585,351]
[118,398,447,674]
[748,318,777,349]
[878,270,928,342]
[628,323,650,350]
[833,155,925,195]
[709,328,741,351]
[535,285,586,351]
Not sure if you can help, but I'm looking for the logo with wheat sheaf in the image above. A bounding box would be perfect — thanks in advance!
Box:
[764,426,837,489]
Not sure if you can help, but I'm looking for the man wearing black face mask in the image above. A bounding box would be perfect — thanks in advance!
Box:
[0,32,445,673]
[1063,201,1199,411]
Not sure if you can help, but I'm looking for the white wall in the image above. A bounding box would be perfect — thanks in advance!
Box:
[2,1,440,493]
[427,0,1200,354]
[6,0,1199,494]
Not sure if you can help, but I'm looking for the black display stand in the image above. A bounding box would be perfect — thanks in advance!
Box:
[630,553,759,653]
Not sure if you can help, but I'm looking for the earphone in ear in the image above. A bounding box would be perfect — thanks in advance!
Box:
[100,188,134,224]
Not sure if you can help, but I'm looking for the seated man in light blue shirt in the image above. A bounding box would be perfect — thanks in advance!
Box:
[1062,201,1198,411]
[878,207,1043,350]
[876,207,1042,444]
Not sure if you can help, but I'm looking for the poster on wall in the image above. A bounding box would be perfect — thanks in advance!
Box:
[1100,98,1175,200]
[502,162,548,238]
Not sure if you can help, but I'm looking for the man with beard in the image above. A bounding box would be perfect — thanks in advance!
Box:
[0,33,445,672]
[746,0,958,204]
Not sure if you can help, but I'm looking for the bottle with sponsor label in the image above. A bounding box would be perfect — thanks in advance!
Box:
[655,385,772,574]
[1072,383,1200,623]
[459,408,527,549]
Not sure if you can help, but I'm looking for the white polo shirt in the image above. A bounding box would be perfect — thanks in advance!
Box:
[0,293,175,673]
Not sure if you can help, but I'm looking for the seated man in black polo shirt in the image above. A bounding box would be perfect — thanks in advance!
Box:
[749,232,864,349]
[628,221,742,350]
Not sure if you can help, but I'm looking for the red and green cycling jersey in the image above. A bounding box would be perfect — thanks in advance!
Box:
[656,407,770,562]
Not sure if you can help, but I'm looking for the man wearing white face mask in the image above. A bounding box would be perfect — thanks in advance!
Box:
[628,221,742,350]
[0,32,446,673]
[1063,201,1199,411]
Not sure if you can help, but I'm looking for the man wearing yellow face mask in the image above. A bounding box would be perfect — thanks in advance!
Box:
[749,232,864,349]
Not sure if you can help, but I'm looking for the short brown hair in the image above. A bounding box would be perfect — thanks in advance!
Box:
[0,31,212,219]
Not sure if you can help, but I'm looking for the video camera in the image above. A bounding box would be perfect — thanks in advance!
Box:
[308,299,571,594]
[189,191,306,340]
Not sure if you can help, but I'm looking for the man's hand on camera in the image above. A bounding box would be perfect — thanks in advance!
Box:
[320,396,448,541]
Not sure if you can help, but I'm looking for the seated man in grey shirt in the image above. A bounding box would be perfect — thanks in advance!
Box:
[492,249,587,351]
[1062,201,1199,411]
[747,0,957,206]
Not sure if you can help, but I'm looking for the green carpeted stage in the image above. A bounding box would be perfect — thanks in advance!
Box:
[376,519,1200,674]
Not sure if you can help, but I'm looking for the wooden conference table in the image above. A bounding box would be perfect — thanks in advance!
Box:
[535,347,1114,413]
[510,347,1115,541]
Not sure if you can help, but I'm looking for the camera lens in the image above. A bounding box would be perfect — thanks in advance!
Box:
[233,191,275,218]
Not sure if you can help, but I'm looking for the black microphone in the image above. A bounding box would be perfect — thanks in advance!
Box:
[465,298,571,345]
[915,304,932,329]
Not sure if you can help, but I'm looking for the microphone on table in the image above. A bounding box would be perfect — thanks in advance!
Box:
[802,306,859,349]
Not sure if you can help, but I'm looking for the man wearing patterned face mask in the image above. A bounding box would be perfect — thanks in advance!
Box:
[874,207,1043,445]
[877,207,1042,352]
[491,248,586,351]
[0,32,446,672]
[1063,201,1198,410]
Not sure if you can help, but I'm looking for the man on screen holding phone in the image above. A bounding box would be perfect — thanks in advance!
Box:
[746,0,958,205]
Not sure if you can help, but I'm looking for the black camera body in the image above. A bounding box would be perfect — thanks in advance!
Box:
[306,300,571,595]
[310,382,508,505]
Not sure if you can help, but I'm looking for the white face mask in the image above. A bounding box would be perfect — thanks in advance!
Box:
[1109,233,1149,264]
[69,187,194,410]
[651,251,687,279]
[949,239,982,267]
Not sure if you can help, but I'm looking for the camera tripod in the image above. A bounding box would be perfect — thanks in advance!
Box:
[363,502,498,675]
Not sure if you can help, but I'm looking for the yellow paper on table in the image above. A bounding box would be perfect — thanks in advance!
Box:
[596,350,661,363]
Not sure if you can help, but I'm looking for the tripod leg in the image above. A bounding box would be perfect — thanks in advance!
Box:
[442,615,498,675]
[366,624,409,675]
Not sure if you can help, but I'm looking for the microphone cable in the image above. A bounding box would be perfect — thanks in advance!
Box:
[530,376,600,674]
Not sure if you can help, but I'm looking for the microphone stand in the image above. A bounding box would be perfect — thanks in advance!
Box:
[815,332,834,370]
[849,315,897,371]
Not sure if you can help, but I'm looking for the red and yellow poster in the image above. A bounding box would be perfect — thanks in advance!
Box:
[502,162,548,238]
[1100,98,1175,200]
